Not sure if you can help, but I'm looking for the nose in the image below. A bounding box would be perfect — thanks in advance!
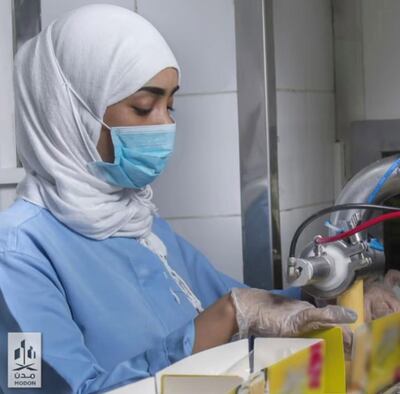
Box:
[159,107,175,125]
[166,114,175,125]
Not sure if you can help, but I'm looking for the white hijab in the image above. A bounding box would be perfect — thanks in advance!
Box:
[14,4,181,241]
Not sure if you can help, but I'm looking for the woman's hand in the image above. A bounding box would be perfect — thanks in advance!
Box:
[192,288,357,356]
[192,293,238,354]
[364,270,400,321]
[230,288,357,338]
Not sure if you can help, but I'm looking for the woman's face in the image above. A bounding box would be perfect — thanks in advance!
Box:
[97,67,179,163]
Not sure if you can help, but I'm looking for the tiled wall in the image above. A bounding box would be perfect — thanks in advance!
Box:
[361,0,400,120]
[273,0,336,284]
[40,0,137,27]
[333,0,400,176]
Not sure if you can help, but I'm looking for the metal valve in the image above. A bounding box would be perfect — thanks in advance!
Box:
[287,235,383,299]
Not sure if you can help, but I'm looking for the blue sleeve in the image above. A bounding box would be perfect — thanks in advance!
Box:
[0,251,194,394]
[174,234,301,308]
[174,233,246,309]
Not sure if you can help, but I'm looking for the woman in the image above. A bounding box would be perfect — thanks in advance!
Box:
[0,4,398,394]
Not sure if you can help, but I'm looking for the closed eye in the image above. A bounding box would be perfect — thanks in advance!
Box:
[132,106,152,116]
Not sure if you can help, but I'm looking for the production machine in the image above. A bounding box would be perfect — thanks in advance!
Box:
[286,155,400,327]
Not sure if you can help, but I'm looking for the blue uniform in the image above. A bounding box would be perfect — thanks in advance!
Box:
[0,198,300,393]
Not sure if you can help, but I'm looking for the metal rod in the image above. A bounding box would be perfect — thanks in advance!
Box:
[234,0,281,289]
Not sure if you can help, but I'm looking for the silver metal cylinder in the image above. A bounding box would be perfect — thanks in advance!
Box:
[330,155,400,230]
[309,256,332,280]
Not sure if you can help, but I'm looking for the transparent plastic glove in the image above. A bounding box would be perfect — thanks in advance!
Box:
[364,270,400,322]
[230,288,358,339]
[341,325,354,360]
[383,269,400,290]
[310,297,354,359]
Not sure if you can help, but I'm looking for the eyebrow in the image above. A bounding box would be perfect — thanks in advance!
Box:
[137,85,180,96]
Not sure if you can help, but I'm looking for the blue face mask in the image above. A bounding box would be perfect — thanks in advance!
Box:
[87,123,176,189]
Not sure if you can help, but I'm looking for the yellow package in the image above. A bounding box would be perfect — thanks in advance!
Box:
[306,327,346,393]
[267,341,325,394]
[367,312,400,394]
[232,328,345,394]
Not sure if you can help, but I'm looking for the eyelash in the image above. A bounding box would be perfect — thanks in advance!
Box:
[133,106,175,116]
[133,107,151,116]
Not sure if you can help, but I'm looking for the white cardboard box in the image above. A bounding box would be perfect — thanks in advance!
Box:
[105,337,323,394]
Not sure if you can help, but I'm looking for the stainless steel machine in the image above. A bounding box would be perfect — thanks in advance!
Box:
[286,155,400,300]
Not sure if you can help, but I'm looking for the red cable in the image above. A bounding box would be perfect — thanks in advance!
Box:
[315,211,400,244]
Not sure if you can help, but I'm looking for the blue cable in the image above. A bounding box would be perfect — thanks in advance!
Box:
[324,220,345,234]
[363,158,400,252]
[369,238,384,251]
[367,157,400,204]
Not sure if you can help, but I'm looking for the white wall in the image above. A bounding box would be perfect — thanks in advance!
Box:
[40,0,137,27]
[362,0,400,120]
[333,0,400,177]
[273,0,337,282]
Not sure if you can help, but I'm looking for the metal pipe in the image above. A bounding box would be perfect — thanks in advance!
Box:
[234,0,281,289]
[329,156,400,327]
[330,155,400,229]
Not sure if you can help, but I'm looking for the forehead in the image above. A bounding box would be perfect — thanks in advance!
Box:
[144,67,179,88]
